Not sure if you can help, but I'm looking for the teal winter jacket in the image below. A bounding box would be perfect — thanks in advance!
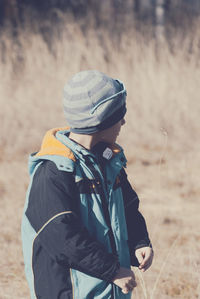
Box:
[21,127,151,299]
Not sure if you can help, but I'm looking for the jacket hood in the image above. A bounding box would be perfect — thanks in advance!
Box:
[35,127,75,160]
[28,127,76,175]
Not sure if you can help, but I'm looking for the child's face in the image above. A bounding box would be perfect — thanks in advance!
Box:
[99,118,126,144]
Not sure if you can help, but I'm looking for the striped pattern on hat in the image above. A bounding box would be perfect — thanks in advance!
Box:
[63,70,127,134]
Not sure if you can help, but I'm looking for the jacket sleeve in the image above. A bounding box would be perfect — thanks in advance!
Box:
[26,160,120,282]
[120,168,152,266]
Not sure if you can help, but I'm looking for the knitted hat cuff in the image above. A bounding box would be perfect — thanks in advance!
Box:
[70,104,126,134]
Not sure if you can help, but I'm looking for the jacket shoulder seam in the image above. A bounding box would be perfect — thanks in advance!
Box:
[35,211,74,238]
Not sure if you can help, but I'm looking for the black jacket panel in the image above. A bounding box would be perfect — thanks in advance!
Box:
[26,160,120,297]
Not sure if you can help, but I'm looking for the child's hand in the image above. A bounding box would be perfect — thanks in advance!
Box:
[135,247,154,272]
[112,267,137,294]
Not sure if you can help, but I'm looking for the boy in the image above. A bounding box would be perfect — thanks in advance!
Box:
[21,70,153,299]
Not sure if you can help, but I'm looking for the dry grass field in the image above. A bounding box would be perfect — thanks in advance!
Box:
[0,14,200,299]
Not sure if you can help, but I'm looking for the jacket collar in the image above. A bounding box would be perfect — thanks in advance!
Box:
[35,127,126,167]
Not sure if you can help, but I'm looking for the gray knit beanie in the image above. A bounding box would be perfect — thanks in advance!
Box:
[63,70,127,134]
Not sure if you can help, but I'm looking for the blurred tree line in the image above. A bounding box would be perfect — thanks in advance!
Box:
[1,0,200,29]
[0,0,200,58]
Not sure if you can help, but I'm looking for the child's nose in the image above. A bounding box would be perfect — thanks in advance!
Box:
[121,118,126,126]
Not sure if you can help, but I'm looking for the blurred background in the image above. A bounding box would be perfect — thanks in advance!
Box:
[0,1,200,298]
